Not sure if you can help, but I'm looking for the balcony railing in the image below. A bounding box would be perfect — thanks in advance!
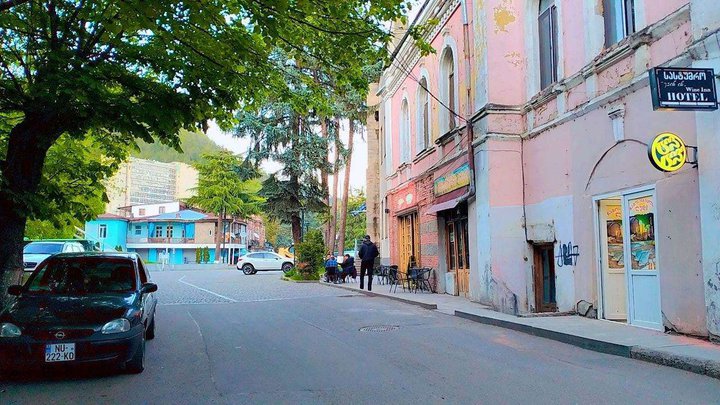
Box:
[127,237,195,244]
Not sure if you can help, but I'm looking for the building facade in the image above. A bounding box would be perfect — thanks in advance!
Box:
[105,157,199,215]
[85,203,264,265]
[370,0,720,338]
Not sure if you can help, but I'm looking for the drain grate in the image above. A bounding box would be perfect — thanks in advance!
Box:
[359,325,399,332]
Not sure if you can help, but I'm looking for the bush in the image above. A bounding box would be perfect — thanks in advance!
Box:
[195,248,202,264]
[202,246,210,263]
[295,230,325,277]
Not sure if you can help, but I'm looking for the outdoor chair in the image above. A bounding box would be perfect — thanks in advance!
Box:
[375,265,389,285]
[416,267,434,293]
[388,265,409,293]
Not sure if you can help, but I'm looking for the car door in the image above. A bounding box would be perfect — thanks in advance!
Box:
[265,253,282,270]
[137,258,156,323]
[247,253,266,270]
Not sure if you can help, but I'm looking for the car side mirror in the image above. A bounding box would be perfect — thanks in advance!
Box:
[141,283,158,294]
[7,285,22,296]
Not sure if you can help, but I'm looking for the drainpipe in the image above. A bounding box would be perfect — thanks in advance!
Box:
[460,0,476,197]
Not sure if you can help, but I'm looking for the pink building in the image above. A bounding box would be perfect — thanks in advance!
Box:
[374,0,720,338]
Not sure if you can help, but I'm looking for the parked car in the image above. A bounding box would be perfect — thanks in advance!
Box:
[0,252,158,375]
[23,241,85,272]
[236,252,294,275]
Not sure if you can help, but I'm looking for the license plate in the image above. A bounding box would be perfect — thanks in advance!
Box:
[45,343,75,362]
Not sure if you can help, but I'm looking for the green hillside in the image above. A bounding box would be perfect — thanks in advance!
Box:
[133,129,224,165]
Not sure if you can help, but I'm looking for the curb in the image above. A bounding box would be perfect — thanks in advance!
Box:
[280,276,319,283]
[455,310,720,380]
[455,310,632,357]
[322,282,438,310]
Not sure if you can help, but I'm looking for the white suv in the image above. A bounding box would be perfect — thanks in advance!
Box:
[23,241,85,272]
[236,252,294,275]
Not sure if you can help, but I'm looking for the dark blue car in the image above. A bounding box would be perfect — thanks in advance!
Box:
[0,252,158,375]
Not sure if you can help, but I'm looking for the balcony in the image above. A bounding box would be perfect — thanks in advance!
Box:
[127,237,195,244]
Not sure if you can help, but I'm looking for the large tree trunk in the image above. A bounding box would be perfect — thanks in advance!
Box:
[291,213,302,246]
[327,119,341,254]
[215,212,223,263]
[0,113,62,307]
[320,118,331,245]
[336,120,355,257]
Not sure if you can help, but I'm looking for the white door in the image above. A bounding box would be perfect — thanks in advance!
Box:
[265,253,282,270]
[599,199,627,320]
[623,192,662,330]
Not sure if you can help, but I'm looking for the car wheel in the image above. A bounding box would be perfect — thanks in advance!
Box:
[242,264,255,275]
[281,263,293,274]
[124,332,145,374]
[146,316,156,340]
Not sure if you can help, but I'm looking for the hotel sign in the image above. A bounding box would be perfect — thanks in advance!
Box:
[434,163,471,197]
[649,67,717,111]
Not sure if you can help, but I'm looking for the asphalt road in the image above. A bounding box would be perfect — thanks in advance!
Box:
[2,270,720,404]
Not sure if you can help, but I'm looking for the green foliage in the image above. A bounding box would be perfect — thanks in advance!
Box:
[344,190,367,250]
[202,247,210,263]
[295,230,326,276]
[195,248,202,264]
[115,245,123,252]
[134,130,224,165]
[186,151,264,218]
[264,216,280,247]
[277,224,294,248]
[17,132,128,235]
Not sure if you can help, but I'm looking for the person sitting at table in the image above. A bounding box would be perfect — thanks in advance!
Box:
[325,254,338,283]
[341,254,355,282]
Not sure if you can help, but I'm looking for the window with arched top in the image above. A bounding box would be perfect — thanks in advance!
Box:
[439,48,457,134]
[400,98,411,163]
[416,77,431,152]
[538,0,559,90]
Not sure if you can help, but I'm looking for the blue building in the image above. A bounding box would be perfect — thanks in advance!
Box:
[84,213,129,251]
[85,207,252,265]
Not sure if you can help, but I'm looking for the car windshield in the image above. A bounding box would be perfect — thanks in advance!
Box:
[26,257,137,295]
[23,243,63,255]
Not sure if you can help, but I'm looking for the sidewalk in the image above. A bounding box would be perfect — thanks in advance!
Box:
[322,277,720,379]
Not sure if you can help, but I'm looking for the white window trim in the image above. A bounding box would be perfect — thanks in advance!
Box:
[416,68,432,152]
[438,36,461,135]
[99,224,107,239]
[400,96,411,163]
[526,0,565,97]
[384,99,393,175]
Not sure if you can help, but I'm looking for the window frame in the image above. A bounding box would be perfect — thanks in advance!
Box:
[98,224,107,239]
[603,0,635,47]
[155,226,164,238]
[416,76,431,152]
[538,0,559,90]
[439,46,458,134]
[400,98,411,163]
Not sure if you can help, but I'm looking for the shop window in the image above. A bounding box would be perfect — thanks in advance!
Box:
[538,0,559,90]
[604,0,635,47]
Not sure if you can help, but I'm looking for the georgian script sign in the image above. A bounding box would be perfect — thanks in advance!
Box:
[649,67,717,111]
[648,132,687,172]
[434,163,470,197]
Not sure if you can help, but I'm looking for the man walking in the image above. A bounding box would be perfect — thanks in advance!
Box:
[358,235,379,291]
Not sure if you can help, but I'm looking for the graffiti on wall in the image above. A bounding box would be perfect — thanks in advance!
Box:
[556,241,579,267]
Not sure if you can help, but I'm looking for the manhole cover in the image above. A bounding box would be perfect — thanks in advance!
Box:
[359,325,399,332]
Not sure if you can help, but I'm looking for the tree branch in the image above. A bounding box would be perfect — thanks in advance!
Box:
[0,0,31,12]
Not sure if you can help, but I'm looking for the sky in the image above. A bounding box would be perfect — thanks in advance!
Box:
[206,121,369,197]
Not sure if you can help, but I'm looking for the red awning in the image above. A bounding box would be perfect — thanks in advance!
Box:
[425,193,469,215]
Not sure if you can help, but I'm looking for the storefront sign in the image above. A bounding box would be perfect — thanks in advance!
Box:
[434,163,471,197]
[649,67,718,111]
[647,132,687,172]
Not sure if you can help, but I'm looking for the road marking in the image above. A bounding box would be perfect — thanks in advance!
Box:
[178,276,238,303]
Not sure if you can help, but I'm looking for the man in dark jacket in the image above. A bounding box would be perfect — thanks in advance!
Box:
[341,254,356,281]
[358,235,380,291]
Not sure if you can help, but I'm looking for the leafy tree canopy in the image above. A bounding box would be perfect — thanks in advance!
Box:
[186,151,263,218]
